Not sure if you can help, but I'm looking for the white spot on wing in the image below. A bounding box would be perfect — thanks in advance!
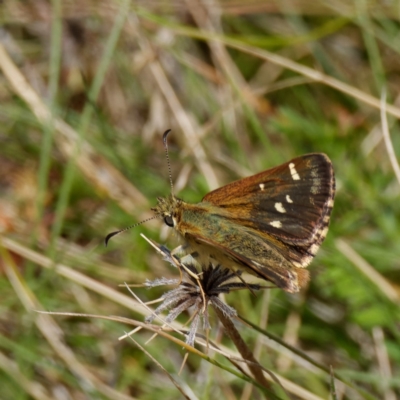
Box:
[259,183,265,191]
[275,202,286,213]
[294,255,313,268]
[289,163,300,180]
[292,261,303,268]
[321,226,329,238]
[286,195,293,203]
[270,220,282,228]
[309,243,319,255]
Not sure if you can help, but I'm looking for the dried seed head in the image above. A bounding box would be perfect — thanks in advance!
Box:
[143,239,265,346]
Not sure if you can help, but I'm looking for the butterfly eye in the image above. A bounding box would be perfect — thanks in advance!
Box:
[164,215,174,227]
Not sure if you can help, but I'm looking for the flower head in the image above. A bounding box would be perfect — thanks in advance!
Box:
[142,236,264,346]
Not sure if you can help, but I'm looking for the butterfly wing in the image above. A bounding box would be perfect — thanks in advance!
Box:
[186,233,308,292]
[202,153,335,268]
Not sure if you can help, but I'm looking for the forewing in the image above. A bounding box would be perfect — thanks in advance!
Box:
[202,154,335,264]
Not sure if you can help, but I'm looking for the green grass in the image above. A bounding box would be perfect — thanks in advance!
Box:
[0,1,399,399]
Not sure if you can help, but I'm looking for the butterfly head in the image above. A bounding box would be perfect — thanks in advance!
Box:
[151,194,182,228]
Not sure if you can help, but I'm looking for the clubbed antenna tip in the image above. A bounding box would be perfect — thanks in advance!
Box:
[105,230,120,246]
[104,216,158,246]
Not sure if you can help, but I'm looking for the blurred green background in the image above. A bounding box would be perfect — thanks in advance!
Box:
[0,0,399,399]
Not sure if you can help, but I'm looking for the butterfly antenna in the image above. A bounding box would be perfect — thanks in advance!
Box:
[162,129,174,194]
[105,216,158,246]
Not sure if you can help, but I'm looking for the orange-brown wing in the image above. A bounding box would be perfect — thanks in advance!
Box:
[202,153,335,249]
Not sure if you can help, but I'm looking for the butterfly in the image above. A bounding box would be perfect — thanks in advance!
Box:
[150,131,335,293]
